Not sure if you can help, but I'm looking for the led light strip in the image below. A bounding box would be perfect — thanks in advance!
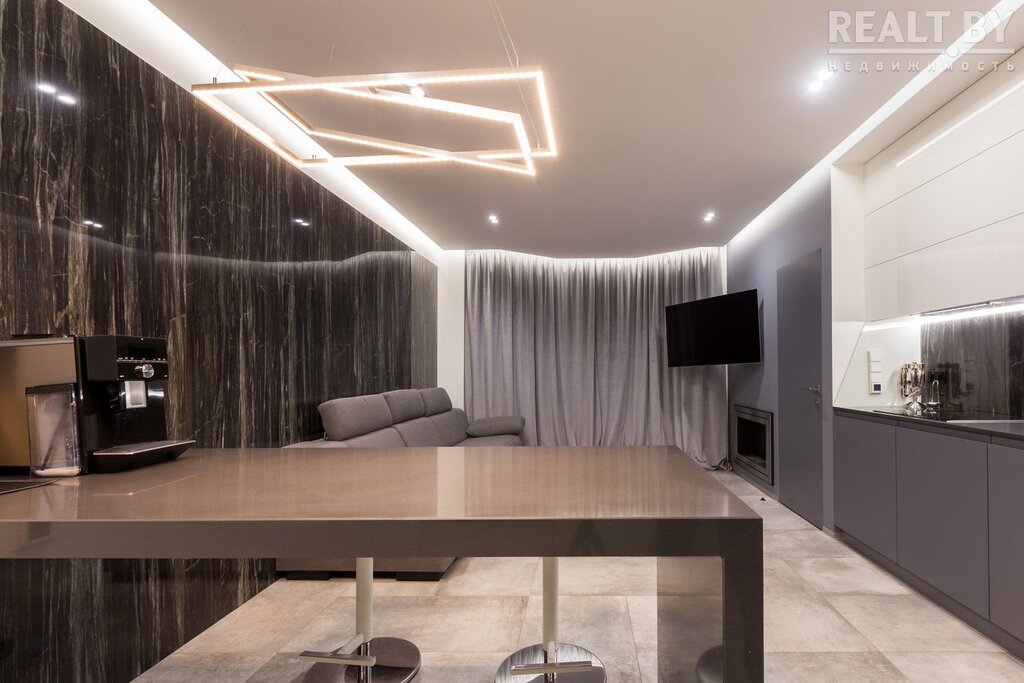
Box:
[193,65,557,176]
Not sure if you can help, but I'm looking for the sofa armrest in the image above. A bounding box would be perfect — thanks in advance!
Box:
[466,416,526,437]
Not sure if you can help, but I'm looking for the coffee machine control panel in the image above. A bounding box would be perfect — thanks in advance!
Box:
[82,335,169,382]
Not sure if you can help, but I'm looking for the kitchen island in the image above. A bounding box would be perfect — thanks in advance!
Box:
[0,446,764,682]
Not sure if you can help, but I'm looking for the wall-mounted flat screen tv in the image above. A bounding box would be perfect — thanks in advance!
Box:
[665,289,761,367]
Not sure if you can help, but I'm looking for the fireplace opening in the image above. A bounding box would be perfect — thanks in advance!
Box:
[731,405,774,485]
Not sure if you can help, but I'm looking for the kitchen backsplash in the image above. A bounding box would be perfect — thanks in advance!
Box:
[921,297,1024,417]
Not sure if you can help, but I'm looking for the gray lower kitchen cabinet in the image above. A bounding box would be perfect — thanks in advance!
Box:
[834,415,898,560]
[989,443,1024,640]
[897,427,989,617]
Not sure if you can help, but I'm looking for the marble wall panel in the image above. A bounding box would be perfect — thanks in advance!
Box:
[921,297,1024,416]
[0,0,437,680]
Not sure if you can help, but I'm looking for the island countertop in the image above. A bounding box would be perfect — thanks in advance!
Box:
[0,446,760,559]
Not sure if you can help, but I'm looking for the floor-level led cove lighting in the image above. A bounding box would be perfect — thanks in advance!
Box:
[36,83,57,94]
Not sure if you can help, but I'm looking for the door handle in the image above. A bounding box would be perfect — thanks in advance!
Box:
[802,385,821,394]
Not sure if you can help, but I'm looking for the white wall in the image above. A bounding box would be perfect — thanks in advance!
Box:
[861,52,1024,320]
[436,250,466,409]
[834,323,922,408]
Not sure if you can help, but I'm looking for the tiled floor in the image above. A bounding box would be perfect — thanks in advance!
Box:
[136,471,1024,682]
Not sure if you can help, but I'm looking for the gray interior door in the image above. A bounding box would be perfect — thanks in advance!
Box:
[777,250,823,527]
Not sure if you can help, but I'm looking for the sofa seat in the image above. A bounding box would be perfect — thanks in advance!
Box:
[458,434,522,447]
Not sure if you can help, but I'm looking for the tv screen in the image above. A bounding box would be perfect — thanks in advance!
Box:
[665,289,761,367]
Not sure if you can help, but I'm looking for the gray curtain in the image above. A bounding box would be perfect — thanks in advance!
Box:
[465,248,728,466]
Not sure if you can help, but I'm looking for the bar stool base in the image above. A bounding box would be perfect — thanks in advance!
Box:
[304,637,421,683]
[494,643,606,683]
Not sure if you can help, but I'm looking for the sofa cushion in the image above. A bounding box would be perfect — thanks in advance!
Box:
[458,434,523,447]
[319,395,393,441]
[393,417,447,447]
[342,427,405,448]
[428,409,471,446]
[420,387,453,416]
[466,416,526,437]
[382,389,426,423]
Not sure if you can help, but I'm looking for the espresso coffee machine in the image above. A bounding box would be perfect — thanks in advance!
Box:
[76,335,194,473]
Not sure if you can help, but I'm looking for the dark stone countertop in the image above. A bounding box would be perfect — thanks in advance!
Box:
[835,406,1024,443]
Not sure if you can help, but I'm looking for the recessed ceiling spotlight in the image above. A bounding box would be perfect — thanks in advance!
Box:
[487,214,500,225]
[807,80,824,93]
[408,83,426,98]
[56,93,77,105]
[817,68,834,81]
[36,83,57,94]
[703,211,716,223]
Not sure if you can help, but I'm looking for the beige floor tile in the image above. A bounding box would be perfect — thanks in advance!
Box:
[710,471,766,497]
[327,576,441,597]
[176,580,350,655]
[133,653,271,682]
[740,495,817,531]
[764,558,874,652]
[378,595,527,653]
[885,651,1024,682]
[533,556,656,596]
[826,594,1003,653]
[417,652,510,682]
[785,556,911,595]
[765,652,907,682]
[438,557,539,597]
[627,596,657,653]
[517,595,641,681]
[764,530,858,559]
[656,556,722,596]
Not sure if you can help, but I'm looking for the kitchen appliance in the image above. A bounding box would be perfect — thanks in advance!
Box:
[0,335,192,474]
[76,335,193,473]
[0,337,79,471]
[899,362,925,410]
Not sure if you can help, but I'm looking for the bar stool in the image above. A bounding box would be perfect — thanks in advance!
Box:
[494,557,606,682]
[300,558,421,682]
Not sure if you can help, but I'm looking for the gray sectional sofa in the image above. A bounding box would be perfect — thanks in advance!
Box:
[279,387,525,579]
[285,387,525,449]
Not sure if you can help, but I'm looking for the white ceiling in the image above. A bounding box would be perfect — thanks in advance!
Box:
[151,0,1014,256]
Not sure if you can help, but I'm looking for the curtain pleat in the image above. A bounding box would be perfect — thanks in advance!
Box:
[464,249,728,466]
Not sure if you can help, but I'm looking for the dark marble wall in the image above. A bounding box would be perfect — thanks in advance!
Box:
[0,0,436,680]
[921,297,1024,416]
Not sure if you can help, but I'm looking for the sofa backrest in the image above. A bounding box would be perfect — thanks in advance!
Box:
[382,389,426,423]
[311,387,469,447]
[318,394,393,441]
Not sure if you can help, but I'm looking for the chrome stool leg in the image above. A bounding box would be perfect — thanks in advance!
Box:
[300,558,421,682]
[495,558,606,683]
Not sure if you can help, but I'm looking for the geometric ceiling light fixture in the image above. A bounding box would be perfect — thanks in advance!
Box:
[193,65,557,176]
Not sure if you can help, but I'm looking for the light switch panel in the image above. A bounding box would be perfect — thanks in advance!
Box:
[867,348,883,394]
